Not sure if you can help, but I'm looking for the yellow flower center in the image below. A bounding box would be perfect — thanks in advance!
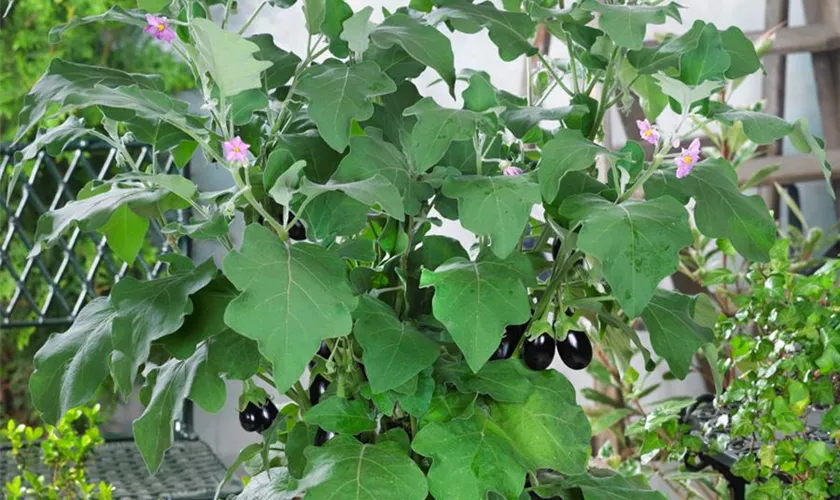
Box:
[683,156,693,164]
[233,146,241,153]
[157,23,165,32]
[644,130,652,137]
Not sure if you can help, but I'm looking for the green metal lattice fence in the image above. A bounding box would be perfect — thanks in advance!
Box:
[0,141,240,499]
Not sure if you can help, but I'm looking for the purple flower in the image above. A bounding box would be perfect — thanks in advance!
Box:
[144,14,177,43]
[675,138,701,178]
[502,165,524,176]
[636,119,660,145]
[224,136,250,165]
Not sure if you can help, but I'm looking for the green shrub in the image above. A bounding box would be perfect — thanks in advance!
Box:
[0,0,193,140]
[2,405,112,500]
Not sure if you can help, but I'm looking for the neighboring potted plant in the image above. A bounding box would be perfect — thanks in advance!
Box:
[11,0,833,498]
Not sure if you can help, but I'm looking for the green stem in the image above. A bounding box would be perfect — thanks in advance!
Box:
[283,195,314,232]
[473,133,483,176]
[237,0,268,35]
[588,48,620,140]
[535,79,559,107]
[233,169,286,236]
[273,40,329,136]
[395,215,416,318]
[221,0,235,29]
[537,52,574,97]
[565,33,581,94]
[619,155,662,203]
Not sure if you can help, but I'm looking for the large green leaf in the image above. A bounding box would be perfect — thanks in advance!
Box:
[300,175,406,221]
[247,34,302,90]
[133,344,226,473]
[333,134,429,215]
[302,436,428,500]
[626,21,705,75]
[490,370,590,473]
[352,296,439,394]
[459,358,533,403]
[541,470,667,500]
[15,59,164,141]
[29,298,117,424]
[363,81,422,150]
[267,130,343,185]
[366,368,437,417]
[340,7,375,57]
[412,413,527,500]
[100,204,149,263]
[501,104,588,139]
[442,174,540,259]
[49,6,147,43]
[641,289,713,379]
[581,0,681,50]
[419,255,534,372]
[9,117,91,199]
[404,97,492,173]
[789,119,835,199]
[427,2,536,61]
[304,0,326,33]
[30,181,188,258]
[720,26,761,79]
[420,388,476,426]
[645,161,776,261]
[234,467,305,499]
[125,117,192,152]
[304,397,376,434]
[462,71,498,113]
[295,60,396,152]
[189,18,271,98]
[222,225,358,392]
[539,129,615,202]
[159,276,238,359]
[561,195,692,317]
[652,73,721,113]
[712,108,793,145]
[298,191,370,238]
[370,13,456,94]
[365,45,425,84]
[110,260,217,393]
[678,22,730,84]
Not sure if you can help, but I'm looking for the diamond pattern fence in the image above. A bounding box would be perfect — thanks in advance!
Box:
[0,140,188,328]
[0,141,241,499]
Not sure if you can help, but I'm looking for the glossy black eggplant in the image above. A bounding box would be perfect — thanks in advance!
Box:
[551,238,561,260]
[490,323,527,360]
[239,400,278,433]
[309,374,329,406]
[557,330,593,370]
[523,333,555,371]
[314,428,336,447]
[288,219,306,241]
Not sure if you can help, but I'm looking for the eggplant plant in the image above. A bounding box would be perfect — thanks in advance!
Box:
[11,0,832,498]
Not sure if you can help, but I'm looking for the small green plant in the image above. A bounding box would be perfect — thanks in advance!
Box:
[2,405,113,500]
[712,247,840,498]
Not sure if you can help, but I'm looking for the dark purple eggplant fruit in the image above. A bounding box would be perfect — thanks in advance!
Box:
[523,333,555,371]
[239,400,278,433]
[491,322,527,360]
[309,374,329,406]
[557,330,592,370]
[314,428,336,446]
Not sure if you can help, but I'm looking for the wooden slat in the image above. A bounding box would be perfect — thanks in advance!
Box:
[744,24,840,54]
[737,149,840,186]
